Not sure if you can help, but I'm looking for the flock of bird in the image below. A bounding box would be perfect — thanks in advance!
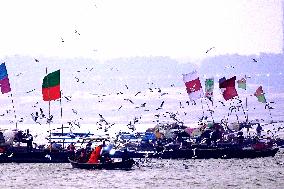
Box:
[0,27,281,140]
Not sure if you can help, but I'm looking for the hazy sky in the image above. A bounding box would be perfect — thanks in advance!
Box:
[0,0,283,62]
[0,1,283,135]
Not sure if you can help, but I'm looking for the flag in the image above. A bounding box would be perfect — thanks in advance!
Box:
[205,78,214,102]
[0,63,11,94]
[219,76,238,100]
[42,70,60,101]
[219,77,226,89]
[183,71,203,101]
[254,86,266,103]
[237,78,246,90]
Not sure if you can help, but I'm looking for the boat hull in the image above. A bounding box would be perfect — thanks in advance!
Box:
[0,150,74,163]
[69,158,135,170]
[149,147,279,159]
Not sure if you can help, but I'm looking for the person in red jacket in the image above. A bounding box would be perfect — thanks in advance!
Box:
[87,145,103,164]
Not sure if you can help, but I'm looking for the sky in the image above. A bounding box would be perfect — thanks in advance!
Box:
[0,0,283,61]
[0,0,283,139]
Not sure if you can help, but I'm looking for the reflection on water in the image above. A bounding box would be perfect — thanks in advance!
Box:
[0,149,283,189]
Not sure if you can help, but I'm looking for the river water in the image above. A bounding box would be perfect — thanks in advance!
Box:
[0,149,283,189]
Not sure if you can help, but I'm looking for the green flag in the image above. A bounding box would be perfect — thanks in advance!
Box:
[205,78,214,101]
[237,78,246,90]
[254,86,266,103]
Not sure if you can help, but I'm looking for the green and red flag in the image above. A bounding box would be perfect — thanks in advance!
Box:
[205,78,214,102]
[42,70,60,101]
[237,77,246,90]
[254,86,266,103]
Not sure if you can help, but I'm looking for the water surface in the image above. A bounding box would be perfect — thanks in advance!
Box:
[0,149,283,189]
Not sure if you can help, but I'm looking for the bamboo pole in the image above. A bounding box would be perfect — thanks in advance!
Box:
[46,67,52,151]
[236,96,247,123]
[10,93,18,129]
[59,90,65,148]
[200,98,205,119]
[204,97,215,123]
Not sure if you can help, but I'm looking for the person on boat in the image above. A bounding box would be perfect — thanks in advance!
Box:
[85,142,92,154]
[26,129,33,152]
[67,142,76,159]
[122,148,130,162]
[67,142,75,152]
[100,141,112,163]
[48,141,60,152]
[87,145,103,164]
[76,148,88,163]
[256,124,262,137]
[0,132,5,144]
[156,139,164,153]
[14,130,24,143]
[237,131,244,146]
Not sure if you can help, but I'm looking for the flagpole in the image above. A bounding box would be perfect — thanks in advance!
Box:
[245,97,248,122]
[244,76,249,123]
[200,98,205,119]
[10,93,18,129]
[265,102,275,134]
[228,99,239,124]
[266,103,274,122]
[236,96,247,123]
[59,90,65,148]
[204,98,215,123]
[46,67,52,151]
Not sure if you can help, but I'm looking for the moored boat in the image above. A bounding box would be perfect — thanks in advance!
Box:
[150,146,279,159]
[0,148,74,163]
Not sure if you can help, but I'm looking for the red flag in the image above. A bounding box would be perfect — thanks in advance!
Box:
[219,76,238,100]
[185,78,202,93]
[183,71,203,101]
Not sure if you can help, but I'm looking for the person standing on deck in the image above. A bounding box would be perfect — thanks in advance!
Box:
[256,124,262,137]
[26,129,33,152]
[0,132,5,144]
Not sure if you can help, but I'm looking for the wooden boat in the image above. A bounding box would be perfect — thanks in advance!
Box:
[69,158,135,170]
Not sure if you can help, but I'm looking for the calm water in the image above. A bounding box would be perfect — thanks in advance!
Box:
[0,149,283,189]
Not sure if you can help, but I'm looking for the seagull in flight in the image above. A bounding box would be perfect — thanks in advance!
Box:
[75,30,81,35]
[124,99,134,104]
[134,91,141,96]
[206,47,215,53]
